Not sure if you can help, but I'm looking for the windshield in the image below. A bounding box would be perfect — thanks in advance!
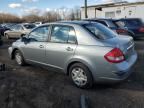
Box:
[83,23,117,40]
[24,24,36,29]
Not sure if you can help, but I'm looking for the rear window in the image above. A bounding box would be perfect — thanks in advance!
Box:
[125,19,143,27]
[115,19,143,27]
[24,24,36,29]
[83,23,116,40]
[106,20,118,28]
[114,21,125,27]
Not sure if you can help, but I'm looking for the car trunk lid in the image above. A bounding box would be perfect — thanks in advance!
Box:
[103,35,134,60]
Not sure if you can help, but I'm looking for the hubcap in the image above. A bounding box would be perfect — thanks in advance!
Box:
[15,53,22,65]
[71,67,87,86]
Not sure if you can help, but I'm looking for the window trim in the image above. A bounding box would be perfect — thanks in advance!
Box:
[27,25,50,42]
[48,24,78,45]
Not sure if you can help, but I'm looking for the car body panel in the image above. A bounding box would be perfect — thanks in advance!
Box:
[45,43,77,70]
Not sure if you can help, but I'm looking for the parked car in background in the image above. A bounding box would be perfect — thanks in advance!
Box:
[83,18,131,36]
[4,23,36,39]
[0,25,10,36]
[115,18,144,39]
[34,22,43,26]
[1,23,17,29]
[8,21,137,88]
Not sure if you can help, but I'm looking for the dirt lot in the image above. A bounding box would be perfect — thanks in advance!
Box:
[0,37,144,108]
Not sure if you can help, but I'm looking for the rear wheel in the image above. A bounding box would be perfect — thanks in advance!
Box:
[69,63,93,89]
[14,50,25,66]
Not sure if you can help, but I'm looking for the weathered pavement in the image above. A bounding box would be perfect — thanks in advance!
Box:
[0,38,144,108]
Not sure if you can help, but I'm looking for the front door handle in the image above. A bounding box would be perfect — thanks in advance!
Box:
[39,45,44,48]
[66,47,73,51]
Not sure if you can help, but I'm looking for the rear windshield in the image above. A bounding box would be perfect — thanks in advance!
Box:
[24,24,36,29]
[125,19,143,27]
[114,21,125,27]
[106,20,118,28]
[83,23,116,40]
[115,19,143,27]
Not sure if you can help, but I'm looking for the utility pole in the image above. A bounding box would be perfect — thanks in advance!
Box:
[85,0,88,18]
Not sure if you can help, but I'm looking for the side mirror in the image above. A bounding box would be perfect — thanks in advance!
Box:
[21,36,29,42]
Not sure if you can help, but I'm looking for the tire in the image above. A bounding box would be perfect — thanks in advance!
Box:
[5,34,9,39]
[14,50,25,66]
[69,63,93,89]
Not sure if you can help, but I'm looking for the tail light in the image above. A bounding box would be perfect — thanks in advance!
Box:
[139,26,144,32]
[104,48,125,63]
[116,29,127,34]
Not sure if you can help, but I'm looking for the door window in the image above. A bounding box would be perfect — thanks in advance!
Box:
[11,25,17,30]
[17,25,23,31]
[50,25,77,44]
[28,26,49,42]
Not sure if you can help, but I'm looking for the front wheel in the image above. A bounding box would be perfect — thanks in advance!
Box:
[69,63,93,89]
[5,34,9,39]
[14,50,25,66]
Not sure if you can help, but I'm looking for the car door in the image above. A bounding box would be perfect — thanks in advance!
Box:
[7,25,17,38]
[21,25,49,63]
[15,25,24,38]
[45,25,77,70]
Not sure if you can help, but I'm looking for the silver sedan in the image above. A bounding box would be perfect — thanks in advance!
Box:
[8,21,137,88]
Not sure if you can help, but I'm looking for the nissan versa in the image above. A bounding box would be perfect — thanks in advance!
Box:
[8,21,137,88]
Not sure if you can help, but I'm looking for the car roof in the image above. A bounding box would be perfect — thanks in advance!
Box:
[116,18,141,21]
[83,18,116,21]
[44,21,93,26]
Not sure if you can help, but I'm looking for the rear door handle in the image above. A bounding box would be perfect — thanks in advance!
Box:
[39,45,44,48]
[66,47,73,51]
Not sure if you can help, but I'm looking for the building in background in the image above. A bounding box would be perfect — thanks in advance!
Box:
[81,1,144,21]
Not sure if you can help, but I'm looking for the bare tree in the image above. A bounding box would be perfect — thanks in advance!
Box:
[0,6,81,24]
[0,13,21,23]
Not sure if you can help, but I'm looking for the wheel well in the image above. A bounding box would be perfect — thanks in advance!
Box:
[21,34,25,37]
[128,31,135,37]
[12,48,18,59]
[67,61,84,75]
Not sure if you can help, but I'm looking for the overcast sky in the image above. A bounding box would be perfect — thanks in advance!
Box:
[0,0,139,15]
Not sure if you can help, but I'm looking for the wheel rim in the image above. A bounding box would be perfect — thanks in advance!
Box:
[15,52,22,65]
[71,67,88,86]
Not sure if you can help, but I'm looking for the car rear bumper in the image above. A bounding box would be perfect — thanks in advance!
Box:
[93,51,137,83]
[96,68,132,83]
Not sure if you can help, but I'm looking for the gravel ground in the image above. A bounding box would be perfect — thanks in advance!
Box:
[0,37,144,108]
